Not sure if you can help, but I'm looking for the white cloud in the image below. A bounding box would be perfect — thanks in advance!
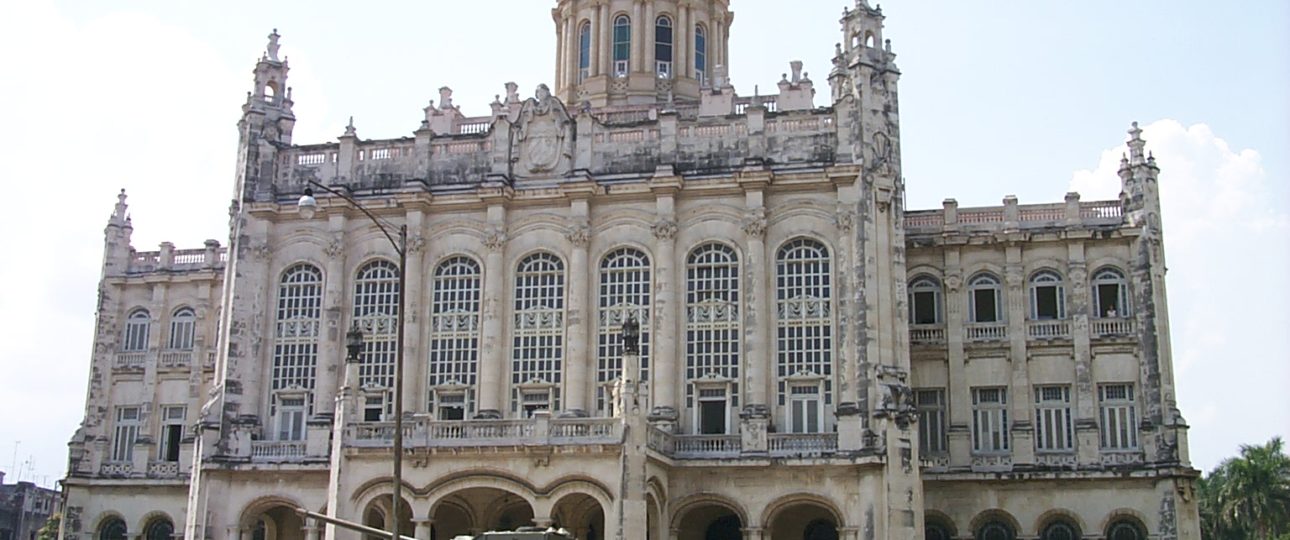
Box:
[1070,119,1290,473]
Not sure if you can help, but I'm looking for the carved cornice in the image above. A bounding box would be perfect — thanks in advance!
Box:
[742,208,768,238]
[652,219,678,241]
[484,228,507,252]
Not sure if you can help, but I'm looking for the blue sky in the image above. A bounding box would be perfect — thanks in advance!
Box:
[0,0,1284,487]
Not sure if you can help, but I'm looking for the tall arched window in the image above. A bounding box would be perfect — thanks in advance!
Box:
[272,264,322,439]
[695,25,708,83]
[968,273,1003,323]
[613,15,632,76]
[776,239,833,434]
[908,276,943,325]
[353,260,400,389]
[167,308,196,350]
[144,519,174,540]
[976,520,1014,540]
[578,21,592,82]
[122,309,150,351]
[597,248,652,413]
[655,16,674,78]
[429,257,482,420]
[98,517,127,540]
[1040,520,1080,540]
[685,243,740,435]
[1029,271,1066,320]
[1092,267,1130,318]
[512,253,565,415]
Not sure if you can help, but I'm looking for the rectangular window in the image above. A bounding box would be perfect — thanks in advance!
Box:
[1032,285,1065,319]
[972,388,1009,453]
[1097,283,1123,317]
[159,406,186,462]
[275,397,306,441]
[916,389,947,454]
[168,318,195,350]
[112,407,140,462]
[788,385,822,434]
[521,390,552,417]
[911,289,940,325]
[437,392,466,421]
[697,387,728,435]
[1034,386,1073,452]
[1100,384,1138,450]
[363,396,385,423]
[972,289,999,323]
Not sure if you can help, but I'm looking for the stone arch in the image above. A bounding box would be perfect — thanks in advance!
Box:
[239,496,304,530]
[509,212,572,237]
[591,208,655,236]
[670,493,749,535]
[1033,508,1086,538]
[1097,508,1152,538]
[760,493,844,540]
[239,495,307,540]
[423,472,540,516]
[135,511,175,540]
[92,512,128,540]
[543,477,615,515]
[424,219,491,240]
[549,490,606,540]
[359,494,413,540]
[923,510,957,539]
[968,509,1021,540]
[347,255,399,281]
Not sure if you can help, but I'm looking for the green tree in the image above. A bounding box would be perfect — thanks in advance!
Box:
[36,513,60,540]
[1200,437,1290,539]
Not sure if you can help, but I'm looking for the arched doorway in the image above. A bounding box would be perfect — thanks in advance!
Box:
[551,493,606,540]
[766,501,840,540]
[646,495,662,540]
[432,487,536,538]
[361,495,413,540]
[245,504,306,540]
[675,501,743,540]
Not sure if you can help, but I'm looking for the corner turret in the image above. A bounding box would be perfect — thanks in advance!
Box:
[102,189,134,278]
[235,30,297,202]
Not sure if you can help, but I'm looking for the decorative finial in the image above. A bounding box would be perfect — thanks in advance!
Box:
[111,189,130,226]
[267,29,281,62]
[1127,121,1147,163]
[343,116,356,137]
[790,60,804,84]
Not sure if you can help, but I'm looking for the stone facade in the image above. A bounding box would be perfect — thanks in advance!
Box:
[60,2,1201,540]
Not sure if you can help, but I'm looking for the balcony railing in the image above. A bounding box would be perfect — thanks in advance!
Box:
[971,453,1013,471]
[966,323,1008,342]
[348,416,623,448]
[1036,452,1078,468]
[158,350,192,369]
[920,454,950,470]
[1092,318,1136,338]
[768,433,837,457]
[250,441,307,461]
[1101,450,1145,467]
[114,352,147,369]
[673,435,742,458]
[1026,320,1071,340]
[909,325,946,345]
[99,462,133,477]
[147,460,182,478]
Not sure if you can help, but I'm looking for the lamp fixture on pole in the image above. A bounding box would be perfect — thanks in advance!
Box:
[298,180,408,540]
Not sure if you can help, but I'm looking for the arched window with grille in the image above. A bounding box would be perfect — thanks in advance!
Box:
[655,16,673,78]
[1029,270,1066,320]
[695,25,708,84]
[1039,520,1080,540]
[1092,267,1130,318]
[597,248,652,413]
[512,253,565,415]
[975,520,1014,540]
[578,21,592,82]
[685,243,740,435]
[1106,519,1146,540]
[144,519,174,540]
[352,260,400,405]
[613,15,631,76]
[271,263,323,439]
[775,239,833,434]
[122,309,150,351]
[908,276,943,325]
[968,273,1003,323]
[429,256,482,420]
[167,307,196,351]
[98,517,127,540]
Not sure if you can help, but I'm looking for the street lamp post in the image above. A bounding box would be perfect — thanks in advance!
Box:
[299,181,408,540]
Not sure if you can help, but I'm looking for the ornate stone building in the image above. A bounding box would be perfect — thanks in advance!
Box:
[59,1,1200,539]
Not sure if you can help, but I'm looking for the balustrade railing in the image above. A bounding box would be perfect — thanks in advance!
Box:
[647,426,676,454]
[768,433,837,457]
[673,435,741,458]
[99,462,133,477]
[971,453,1013,471]
[920,454,950,470]
[250,441,307,461]
[349,416,623,448]
[147,460,182,478]
[1026,320,1071,340]
[550,418,620,441]
[158,350,192,369]
[114,352,147,369]
[1036,453,1078,468]
[1100,450,1144,466]
[909,325,946,345]
[1091,318,1135,338]
[965,323,1008,342]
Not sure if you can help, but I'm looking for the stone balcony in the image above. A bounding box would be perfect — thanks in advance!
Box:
[346,414,623,449]
[904,196,1125,238]
[646,427,841,460]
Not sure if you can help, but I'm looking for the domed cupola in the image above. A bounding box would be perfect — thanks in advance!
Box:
[552,0,733,107]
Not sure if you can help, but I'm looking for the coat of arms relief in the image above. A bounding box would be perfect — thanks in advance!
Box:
[512,84,574,180]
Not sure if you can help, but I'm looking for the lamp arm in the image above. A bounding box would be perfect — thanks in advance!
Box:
[305,180,405,255]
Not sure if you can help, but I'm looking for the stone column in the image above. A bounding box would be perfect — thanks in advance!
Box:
[649,215,679,426]
[589,5,602,78]
[599,6,611,75]
[677,6,690,79]
[413,519,433,540]
[403,211,427,412]
[317,216,348,417]
[632,1,646,73]
[564,214,591,416]
[644,1,656,75]
[740,200,771,418]
[741,528,764,540]
[1004,247,1035,466]
[477,207,508,418]
[1067,243,1100,465]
